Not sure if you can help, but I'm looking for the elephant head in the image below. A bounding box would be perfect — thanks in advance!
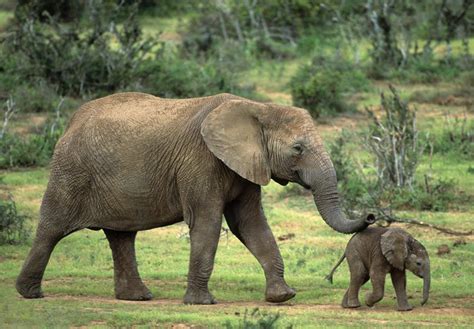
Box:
[381,228,430,305]
[201,99,374,234]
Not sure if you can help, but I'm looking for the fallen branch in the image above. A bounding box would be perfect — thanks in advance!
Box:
[374,208,473,236]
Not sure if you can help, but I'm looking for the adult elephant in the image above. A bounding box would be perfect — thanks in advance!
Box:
[16,93,373,304]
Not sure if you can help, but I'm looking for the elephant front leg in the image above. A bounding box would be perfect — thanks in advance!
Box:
[183,211,222,305]
[390,269,413,311]
[365,269,386,307]
[224,188,295,303]
[104,229,152,301]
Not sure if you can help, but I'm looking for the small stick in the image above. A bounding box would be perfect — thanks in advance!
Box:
[383,215,473,236]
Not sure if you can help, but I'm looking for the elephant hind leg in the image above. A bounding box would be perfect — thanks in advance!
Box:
[16,222,67,298]
[104,229,152,301]
[342,257,368,308]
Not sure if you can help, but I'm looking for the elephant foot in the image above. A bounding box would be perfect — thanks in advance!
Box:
[343,302,361,308]
[397,304,413,312]
[365,293,383,308]
[16,278,44,299]
[342,296,361,309]
[183,288,217,305]
[265,281,296,303]
[115,283,153,301]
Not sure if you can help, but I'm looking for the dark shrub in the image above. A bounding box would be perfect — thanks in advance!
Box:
[137,55,254,99]
[290,56,370,118]
[329,89,461,214]
[0,128,62,169]
[10,82,59,113]
[366,86,423,189]
[0,98,64,168]
[5,1,156,97]
[0,194,29,245]
[429,114,474,157]
[367,57,467,83]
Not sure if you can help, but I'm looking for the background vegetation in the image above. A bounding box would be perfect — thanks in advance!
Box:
[0,0,473,327]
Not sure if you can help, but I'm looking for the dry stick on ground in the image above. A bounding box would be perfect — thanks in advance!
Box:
[353,157,473,237]
[376,210,473,236]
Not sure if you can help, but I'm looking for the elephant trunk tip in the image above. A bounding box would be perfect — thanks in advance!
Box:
[365,213,376,225]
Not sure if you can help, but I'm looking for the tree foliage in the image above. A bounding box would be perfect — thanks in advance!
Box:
[6,0,156,97]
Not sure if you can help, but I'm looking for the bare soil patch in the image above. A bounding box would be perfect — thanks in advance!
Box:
[38,294,474,317]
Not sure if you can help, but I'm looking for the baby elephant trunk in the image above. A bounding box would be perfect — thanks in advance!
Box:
[421,264,430,306]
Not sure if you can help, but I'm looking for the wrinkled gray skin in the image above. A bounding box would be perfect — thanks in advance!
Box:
[16,92,373,304]
[327,227,430,311]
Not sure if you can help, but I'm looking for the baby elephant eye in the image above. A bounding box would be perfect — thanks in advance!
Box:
[416,260,422,266]
[292,144,304,154]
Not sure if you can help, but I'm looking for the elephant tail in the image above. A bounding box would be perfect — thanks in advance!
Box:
[325,252,346,284]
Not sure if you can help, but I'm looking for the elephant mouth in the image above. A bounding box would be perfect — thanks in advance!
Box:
[271,175,289,186]
[295,171,311,190]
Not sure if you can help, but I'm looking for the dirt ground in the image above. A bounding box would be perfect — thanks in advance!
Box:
[38,294,474,317]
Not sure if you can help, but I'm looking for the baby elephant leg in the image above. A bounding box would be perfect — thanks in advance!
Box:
[342,257,368,308]
[391,270,413,311]
[365,269,386,307]
[104,229,152,301]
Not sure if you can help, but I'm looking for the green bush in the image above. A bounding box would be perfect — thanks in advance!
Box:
[367,57,466,83]
[181,1,322,58]
[429,115,474,157]
[0,111,64,168]
[0,194,29,245]
[330,132,459,213]
[0,46,22,93]
[16,0,83,22]
[291,70,348,118]
[10,82,59,113]
[290,56,370,118]
[366,86,423,189]
[391,178,457,212]
[328,89,462,213]
[0,130,60,168]
[137,55,254,99]
[393,60,462,84]
[5,1,156,97]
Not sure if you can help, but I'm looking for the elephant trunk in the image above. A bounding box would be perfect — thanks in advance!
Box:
[300,154,374,234]
[421,264,430,306]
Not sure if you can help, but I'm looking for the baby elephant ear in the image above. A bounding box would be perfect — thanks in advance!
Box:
[381,229,409,270]
[201,99,271,186]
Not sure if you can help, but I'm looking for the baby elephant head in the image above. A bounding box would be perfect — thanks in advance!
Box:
[381,228,430,306]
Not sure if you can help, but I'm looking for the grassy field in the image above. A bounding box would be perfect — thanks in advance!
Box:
[1,84,473,326]
[1,59,474,329]
[1,163,473,327]
[1,10,474,329]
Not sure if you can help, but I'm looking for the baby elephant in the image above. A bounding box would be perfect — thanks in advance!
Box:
[326,226,430,311]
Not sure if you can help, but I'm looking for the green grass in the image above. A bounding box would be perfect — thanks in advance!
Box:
[0,10,12,29]
[1,77,473,327]
[1,162,473,327]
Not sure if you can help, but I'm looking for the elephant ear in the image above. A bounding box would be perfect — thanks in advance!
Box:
[381,229,408,270]
[201,100,271,186]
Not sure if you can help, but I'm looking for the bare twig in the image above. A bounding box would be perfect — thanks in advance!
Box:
[50,97,64,136]
[381,213,473,236]
[1,96,17,139]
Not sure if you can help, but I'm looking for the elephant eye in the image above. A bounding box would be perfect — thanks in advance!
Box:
[292,144,304,155]
[416,260,422,266]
